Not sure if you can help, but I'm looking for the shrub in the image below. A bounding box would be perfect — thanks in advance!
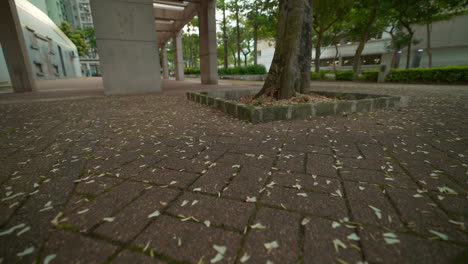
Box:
[184,67,200,75]
[361,70,379,82]
[310,71,319,80]
[218,65,267,75]
[386,66,468,83]
[320,70,334,79]
[335,71,355,81]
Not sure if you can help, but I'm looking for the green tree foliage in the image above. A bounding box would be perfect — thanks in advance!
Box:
[182,19,200,68]
[312,0,352,73]
[216,0,278,67]
[59,21,88,57]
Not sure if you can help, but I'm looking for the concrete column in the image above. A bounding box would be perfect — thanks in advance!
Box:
[89,0,161,95]
[198,0,218,85]
[0,0,37,92]
[161,44,169,79]
[173,31,184,81]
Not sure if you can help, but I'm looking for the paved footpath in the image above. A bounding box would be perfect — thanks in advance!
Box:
[0,79,467,263]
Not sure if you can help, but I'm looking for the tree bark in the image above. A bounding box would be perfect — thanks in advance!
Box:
[403,24,414,69]
[333,43,339,73]
[235,4,241,67]
[253,24,258,65]
[352,5,377,77]
[255,0,313,100]
[426,23,432,68]
[222,3,228,69]
[314,31,323,73]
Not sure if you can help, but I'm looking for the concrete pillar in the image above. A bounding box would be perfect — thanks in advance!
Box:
[161,44,169,79]
[89,0,161,95]
[173,31,184,81]
[198,0,219,84]
[0,0,37,93]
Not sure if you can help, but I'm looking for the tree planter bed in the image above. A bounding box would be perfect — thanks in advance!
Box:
[187,88,409,123]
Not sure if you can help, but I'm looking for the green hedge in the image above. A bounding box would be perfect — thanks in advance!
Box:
[386,66,468,83]
[361,70,379,82]
[184,67,200,74]
[218,65,267,75]
[310,71,319,80]
[335,71,355,81]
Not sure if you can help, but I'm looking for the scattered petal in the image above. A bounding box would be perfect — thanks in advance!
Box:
[251,223,267,229]
[333,239,347,252]
[240,253,250,263]
[148,210,161,218]
[44,254,57,264]
[17,246,34,257]
[429,230,448,241]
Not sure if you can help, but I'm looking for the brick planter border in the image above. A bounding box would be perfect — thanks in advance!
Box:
[187,89,409,123]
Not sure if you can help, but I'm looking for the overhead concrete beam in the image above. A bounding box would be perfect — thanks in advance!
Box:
[0,0,37,93]
[154,2,198,47]
[90,0,161,95]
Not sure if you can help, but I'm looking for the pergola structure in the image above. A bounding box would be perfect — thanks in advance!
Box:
[0,0,218,95]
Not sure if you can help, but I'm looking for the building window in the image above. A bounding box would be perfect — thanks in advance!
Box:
[361,54,382,65]
[257,51,262,57]
[319,58,339,67]
[342,56,354,66]
[79,3,90,12]
[80,12,91,22]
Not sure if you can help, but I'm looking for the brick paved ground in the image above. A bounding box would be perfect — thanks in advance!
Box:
[0,79,467,263]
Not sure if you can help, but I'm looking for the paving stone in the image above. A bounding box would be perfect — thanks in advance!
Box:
[306,153,339,177]
[94,187,179,242]
[134,215,241,263]
[167,192,254,230]
[270,172,341,194]
[219,152,274,169]
[222,166,269,200]
[190,162,239,194]
[276,151,306,173]
[132,167,199,188]
[359,226,467,264]
[1,79,467,262]
[340,168,418,189]
[111,250,166,263]
[240,207,300,263]
[261,186,348,218]
[65,181,147,231]
[156,157,206,173]
[42,230,116,263]
[344,182,405,230]
[304,216,363,263]
[75,176,123,196]
[386,187,468,242]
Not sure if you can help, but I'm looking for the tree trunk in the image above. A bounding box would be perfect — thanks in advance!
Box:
[188,35,193,68]
[406,38,412,69]
[222,4,228,69]
[333,43,339,73]
[235,5,241,67]
[314,31,323,73]
[352,5,377,77]
[253,24,258,65]
[426,23,432,68]
[255,0,313,100]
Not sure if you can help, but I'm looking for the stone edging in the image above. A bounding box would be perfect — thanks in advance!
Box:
[187,89,409,123]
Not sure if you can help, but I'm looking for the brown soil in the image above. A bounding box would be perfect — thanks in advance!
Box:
[237,93,339,106]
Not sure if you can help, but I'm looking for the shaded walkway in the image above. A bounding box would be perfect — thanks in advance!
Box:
[0,78,467,263]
